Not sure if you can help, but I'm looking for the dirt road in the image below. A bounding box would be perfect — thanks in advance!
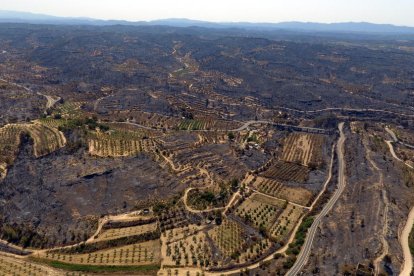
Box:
[401,207,414,276]
[384,130,414,276]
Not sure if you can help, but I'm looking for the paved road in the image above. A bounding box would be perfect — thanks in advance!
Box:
[286,122,346,276]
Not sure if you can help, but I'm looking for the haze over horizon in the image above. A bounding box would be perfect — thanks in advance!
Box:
[0,0,413,27]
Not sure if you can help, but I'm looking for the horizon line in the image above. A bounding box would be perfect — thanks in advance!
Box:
[1,9,414,28]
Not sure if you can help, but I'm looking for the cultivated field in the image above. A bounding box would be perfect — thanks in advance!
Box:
[88,130,157,157]
[239,239,273,264]
[177,118,239,131]
[55,101,84,118]
[0,122,66,178]
[235,193,285,231]
[262,161,310,183]
[37,118,68,128]
[282,133,325,167]
[269,204,304,242]
[252,176,314,206]
[178,120,206,131]
[96,222,158,242]
[24,123,67,157]
[163,229,212,267]
[0,254,54,276]
[36,239,161,266]
[208,219,246,259]
[0,124,23,178]
[159,205,192,232]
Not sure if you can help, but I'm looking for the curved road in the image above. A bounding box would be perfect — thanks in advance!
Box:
[386,127,414,150]
[286,122,346,276]
[36,92,61,109]
[385,140,413,170]
[384,129,414,276]
[0,78,60,110]
[400,207,414,276]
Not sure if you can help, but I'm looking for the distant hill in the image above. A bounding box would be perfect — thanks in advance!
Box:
[1,10,414,34]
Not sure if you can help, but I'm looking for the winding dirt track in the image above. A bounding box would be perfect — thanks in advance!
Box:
[36,92,61,109]
[385,128,414,276]
[0,78,60,110]
[401,208,414,276]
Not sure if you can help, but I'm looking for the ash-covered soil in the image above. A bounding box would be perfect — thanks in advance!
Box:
[303,127,414,275]
[0,139,184,248]
[0,87,45,126]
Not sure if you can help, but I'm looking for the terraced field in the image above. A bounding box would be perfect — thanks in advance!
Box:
[88,130,157,157]
[235,193,285,231]
[0,122,66,178]
[36,240,161,266]
[169,143,248,183]
[282,133,325,167]
[96,222,158,242]
[262,161,310,183]
[239,239,273,264]
[37,118,68,128]
[177,118,240,131]
[208,219,246,259]
[0,124,23,179]
[55,101,84,118]
[24,123,67,157]
[127,111,180,129]
[0,254,56,276]
[163,229,212,267]
[178,120,206,130]
[159,205,195,232]
[252,176,314,206]
[269,204,304,242]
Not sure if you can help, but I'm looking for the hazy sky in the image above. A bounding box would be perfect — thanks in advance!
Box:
[1,0,414,26]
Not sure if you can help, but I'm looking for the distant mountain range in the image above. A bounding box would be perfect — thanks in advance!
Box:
[1,10,414,34]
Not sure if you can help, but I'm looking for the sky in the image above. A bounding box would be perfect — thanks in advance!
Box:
[1,0,414,26]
